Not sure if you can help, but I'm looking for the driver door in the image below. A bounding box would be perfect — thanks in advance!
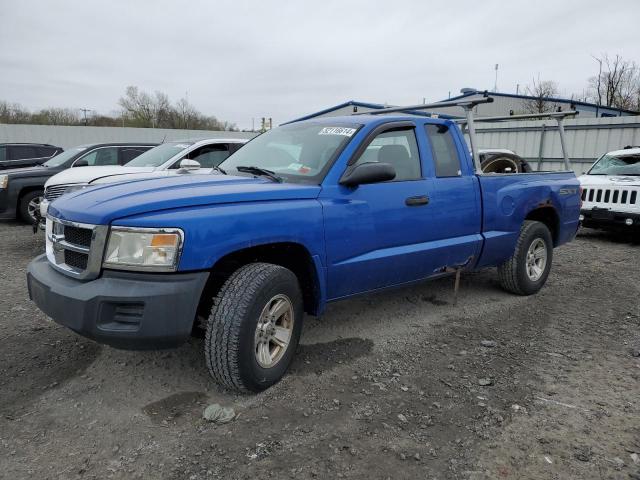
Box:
[320,124,438,299]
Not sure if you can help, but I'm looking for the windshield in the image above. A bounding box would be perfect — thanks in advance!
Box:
[43,147,87,167]
[589,153,640,176]
[219,123,361,183]
[125,142,193,167]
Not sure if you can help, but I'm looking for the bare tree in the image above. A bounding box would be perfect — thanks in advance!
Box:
[588,54,640,111]
[0,87,238,130]
[522,78,560,113]
[32,108,80,125]
[117,86,238,130]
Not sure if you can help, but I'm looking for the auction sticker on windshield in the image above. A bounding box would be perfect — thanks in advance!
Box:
[318,127,356,137]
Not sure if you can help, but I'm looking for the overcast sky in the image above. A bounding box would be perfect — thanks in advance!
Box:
[1,0,639,129]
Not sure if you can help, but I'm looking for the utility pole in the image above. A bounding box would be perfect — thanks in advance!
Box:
[591,55,602,117]
[79,108,92,126]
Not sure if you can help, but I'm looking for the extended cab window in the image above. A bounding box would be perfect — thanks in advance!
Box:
[425,124,461,177]
[75,147,119,166]
[354,128,421,181]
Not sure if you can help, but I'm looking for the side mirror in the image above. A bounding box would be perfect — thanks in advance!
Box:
[339,162,396,187]
[178,159,201,172]
[73,160,88,167]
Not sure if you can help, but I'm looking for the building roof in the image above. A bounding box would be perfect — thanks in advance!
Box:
[444,90,639,115]
[285,100,461,124]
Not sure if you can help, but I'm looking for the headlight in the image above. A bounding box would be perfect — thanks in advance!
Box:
[0,175,7,189]
[103,227,184,271]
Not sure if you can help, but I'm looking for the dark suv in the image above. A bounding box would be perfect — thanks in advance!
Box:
[0,143,156,223]
[0,143,64,170]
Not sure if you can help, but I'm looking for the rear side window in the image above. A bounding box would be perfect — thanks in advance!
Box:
[76,147,120,166]
[354,128,421,181]
[8,145,37,160]
[37,146,59,158]
[0,147,5,162]
[425,124,461,177]
[191,144,230,168]
[120,147,150,164]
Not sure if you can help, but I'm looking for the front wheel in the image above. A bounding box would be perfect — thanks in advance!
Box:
[204,263,304,392]
[19,190,44,224]
[498,220,553,295]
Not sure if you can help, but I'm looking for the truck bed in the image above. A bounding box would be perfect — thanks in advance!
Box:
[476,171,581,268]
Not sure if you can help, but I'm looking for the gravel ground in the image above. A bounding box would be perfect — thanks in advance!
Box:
[0,220,639,480]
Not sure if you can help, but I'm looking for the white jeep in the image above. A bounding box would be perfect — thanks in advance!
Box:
[578,146,640,233]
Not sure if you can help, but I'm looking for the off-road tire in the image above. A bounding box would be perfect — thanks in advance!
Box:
[204,263,304,392]
[18,190,43,224]
[498,220,553,295]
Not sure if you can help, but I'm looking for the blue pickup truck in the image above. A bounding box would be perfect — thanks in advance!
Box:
[27,111,580,392]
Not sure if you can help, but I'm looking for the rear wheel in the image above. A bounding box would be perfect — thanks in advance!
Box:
[498,220,553,295]
[19,190,43,224]
[204,263,303,392]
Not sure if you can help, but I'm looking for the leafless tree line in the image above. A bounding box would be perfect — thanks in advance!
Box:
[0,86,238,131]
[522,54,640,114]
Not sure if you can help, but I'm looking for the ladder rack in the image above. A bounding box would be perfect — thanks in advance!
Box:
[352,94,577,172]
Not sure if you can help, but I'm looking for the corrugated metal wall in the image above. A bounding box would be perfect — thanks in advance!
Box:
[0,124,256,148]
[470,115,640,174]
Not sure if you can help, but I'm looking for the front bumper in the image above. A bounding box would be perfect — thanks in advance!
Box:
[580,208,640,230]
[27,254,209,350]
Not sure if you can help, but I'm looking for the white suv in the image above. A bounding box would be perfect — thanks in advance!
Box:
[578,146,640,233]
[41,138,247,217]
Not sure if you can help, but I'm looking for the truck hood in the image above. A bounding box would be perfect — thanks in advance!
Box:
[48,174,321,224]
[578,174,640,188]
[45,166,155,188]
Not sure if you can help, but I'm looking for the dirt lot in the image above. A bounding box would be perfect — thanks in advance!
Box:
[0,221,639,480]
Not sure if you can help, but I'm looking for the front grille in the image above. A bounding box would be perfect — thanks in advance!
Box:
[44,185,71,201]
[46,217,107,280]
[582,187,638,206]
[64,250,88,270]
[64,225,93,247]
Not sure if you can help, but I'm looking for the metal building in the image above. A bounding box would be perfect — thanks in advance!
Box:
[429,90,638,118]
[291,92,638,123]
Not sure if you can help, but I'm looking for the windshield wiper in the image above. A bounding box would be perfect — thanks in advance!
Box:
[235,166,282,183]
[213,166,227,175]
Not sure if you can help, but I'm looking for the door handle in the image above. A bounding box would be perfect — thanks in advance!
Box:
[405,195,429,206]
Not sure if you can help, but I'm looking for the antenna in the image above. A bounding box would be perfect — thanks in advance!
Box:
[493,64,499,92]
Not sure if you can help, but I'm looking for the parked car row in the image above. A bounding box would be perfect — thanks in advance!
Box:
[0,143,156,223]
[0,138,248,224]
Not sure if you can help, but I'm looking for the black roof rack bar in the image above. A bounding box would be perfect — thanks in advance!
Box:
[352,96,494,116]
